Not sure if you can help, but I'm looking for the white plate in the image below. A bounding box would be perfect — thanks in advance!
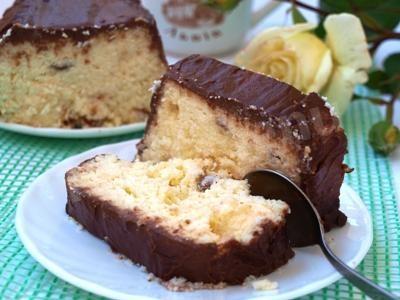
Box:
[15,140,373,300]
[0,122,146,139]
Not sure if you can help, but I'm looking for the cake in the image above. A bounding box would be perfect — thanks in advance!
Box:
[138,55,349,231]
[66,155,294,285]
[0,0,167,128]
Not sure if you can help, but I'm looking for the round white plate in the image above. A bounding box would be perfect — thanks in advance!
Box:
[0,122,146,139]
[15,140,373,300]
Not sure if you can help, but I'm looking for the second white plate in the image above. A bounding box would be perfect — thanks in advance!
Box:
[0,121,146,139]
[15,139,373,300]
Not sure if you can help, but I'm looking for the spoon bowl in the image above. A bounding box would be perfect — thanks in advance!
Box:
[244,169,398,300]
[245,169,323,247]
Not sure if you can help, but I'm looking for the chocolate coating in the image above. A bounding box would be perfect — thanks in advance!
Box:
[0,0,149,30]
[65,166,294,284]
[139,55,348,231]
[0,0,166,62]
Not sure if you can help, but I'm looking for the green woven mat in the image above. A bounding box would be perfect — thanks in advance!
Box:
[0,101,399,299]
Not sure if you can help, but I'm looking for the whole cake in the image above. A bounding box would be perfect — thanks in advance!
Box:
[138,55,348,231]
[66,155,294,285]
[0,0,167,128]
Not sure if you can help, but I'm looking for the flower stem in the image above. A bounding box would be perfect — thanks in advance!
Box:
[275,0,329,16]
[369,32,400,55]
[386,92,399,123]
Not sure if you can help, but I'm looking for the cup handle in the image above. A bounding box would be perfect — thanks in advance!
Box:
[252,1,282,26]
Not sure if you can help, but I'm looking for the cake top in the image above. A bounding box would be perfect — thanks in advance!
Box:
[0,0,155,43]
[162,54,341,138]
[67,155,289,244]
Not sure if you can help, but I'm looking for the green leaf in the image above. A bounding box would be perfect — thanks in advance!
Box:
[383,53,400,77]
[202,0,241,12]
[366,70,390,90]
[320,0,400,37]
[383,53,400,94]
[314,21,326,39]
[369,121,400,155]
[365,69,399,94]
[291,5,307,24]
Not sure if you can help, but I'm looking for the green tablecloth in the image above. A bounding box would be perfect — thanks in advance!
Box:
[0,101,399,299]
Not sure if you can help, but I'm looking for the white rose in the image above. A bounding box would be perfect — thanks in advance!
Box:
[235,13,372,115]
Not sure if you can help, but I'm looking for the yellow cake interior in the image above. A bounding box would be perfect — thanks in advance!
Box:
[67,155,288,244]
[139,80,302,183]
[0,27,166,128]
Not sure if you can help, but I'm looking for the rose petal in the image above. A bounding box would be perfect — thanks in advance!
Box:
[322,65,368,115]
[324,13,372,70]
[307,49,333,93]
[285,32,333,92]
[235,23,316,67]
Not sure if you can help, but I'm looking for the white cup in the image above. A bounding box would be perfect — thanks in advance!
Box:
[142,0,278,56]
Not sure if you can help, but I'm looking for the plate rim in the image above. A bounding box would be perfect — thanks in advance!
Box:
[15,140,373,300]
[0,122,146,139]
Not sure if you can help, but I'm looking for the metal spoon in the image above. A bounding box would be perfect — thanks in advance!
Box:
[245,169,398,300]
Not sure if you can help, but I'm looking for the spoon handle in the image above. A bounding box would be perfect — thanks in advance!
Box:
[320,241,398,300]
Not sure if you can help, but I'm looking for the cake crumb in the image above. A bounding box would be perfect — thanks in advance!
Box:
[292,129,301,139]
[135,16,149,23]
[322,96,338,117]
[147,273,156,282]
[77,41,91,48]
[304,146,311,158]
[0,28,12,43]
[160,277,226,292]
[245,276,278,291]
[149,80,162,93]
[198,174,219,191]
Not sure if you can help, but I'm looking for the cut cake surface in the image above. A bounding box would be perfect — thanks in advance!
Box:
[0,0,167,128]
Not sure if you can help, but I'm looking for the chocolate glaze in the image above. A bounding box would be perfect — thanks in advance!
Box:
[139,55,348,231]
[0,0,166,63]
[65,162,294,284]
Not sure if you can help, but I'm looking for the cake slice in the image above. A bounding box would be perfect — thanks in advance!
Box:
[138,55,348,231]
[0,0,167,128]
[66,155,294,285]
